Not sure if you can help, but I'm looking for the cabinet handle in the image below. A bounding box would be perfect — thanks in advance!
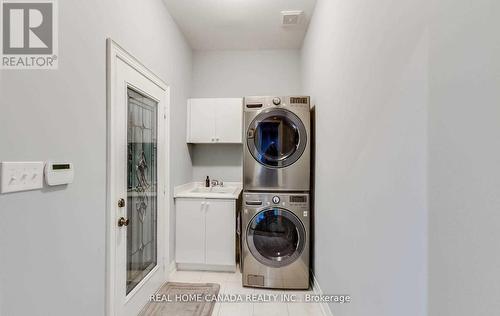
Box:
[216,138,220,142]
[211,137,215,142]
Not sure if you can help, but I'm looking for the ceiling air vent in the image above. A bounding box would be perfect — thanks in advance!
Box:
[281,10,304,26]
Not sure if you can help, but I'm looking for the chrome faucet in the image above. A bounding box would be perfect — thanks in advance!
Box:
[211,179,224,187]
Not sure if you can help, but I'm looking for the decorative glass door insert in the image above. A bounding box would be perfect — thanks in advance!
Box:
[126,88,158,294]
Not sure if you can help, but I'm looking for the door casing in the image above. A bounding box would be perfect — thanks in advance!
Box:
[105,38,171,316]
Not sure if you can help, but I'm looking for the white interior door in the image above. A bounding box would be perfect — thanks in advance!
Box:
[107,39,169,316]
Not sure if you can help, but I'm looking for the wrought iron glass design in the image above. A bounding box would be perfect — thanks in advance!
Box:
[126,88,158,294]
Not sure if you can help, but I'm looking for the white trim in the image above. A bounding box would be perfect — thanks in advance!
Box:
[312,273,334,316]
[105,38,171,316]
[168,261,177,276]
[124,265,160,304]
[176,263,237,272]
[186,98,191,142]
[163,86,172,279]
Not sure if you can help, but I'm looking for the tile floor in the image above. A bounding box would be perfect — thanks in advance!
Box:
[168,268,324,316]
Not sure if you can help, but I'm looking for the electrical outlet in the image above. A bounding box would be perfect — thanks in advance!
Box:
[0,162,44,193]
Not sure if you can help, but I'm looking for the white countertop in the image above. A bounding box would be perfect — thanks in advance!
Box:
[174,182,242,199]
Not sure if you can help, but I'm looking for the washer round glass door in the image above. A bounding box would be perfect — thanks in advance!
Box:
[247,108,307,168]
[247,208,306,267]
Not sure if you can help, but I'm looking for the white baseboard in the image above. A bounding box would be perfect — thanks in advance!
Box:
[312,273,333,316]
[168,261,176,277]
[176,262,237,272]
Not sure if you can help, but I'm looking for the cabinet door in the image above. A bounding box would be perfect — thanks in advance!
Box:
[214,98,242,143]
[205,199,236,266]
[187,99,216,143]
[175,199,206,264]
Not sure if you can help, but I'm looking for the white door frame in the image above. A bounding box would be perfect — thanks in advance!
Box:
[105,38,171,316]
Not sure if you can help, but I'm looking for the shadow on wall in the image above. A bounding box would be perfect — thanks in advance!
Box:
[310,104,316,282]
[189,143,243,182]
[190,144,242,166]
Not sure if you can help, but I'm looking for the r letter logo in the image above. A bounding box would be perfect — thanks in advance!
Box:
[1,0,58,69]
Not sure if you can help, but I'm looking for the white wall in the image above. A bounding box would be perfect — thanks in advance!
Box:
[301,1,428,315]
[0,1,192,315]
[192,49,302,98]
[428,0,500,315]
[191,144,243,182]
[190,49,301,182]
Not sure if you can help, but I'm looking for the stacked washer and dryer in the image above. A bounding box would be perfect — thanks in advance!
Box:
[241,96,311,290]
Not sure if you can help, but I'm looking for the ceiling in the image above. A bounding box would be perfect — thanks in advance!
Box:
[162,0,317,51]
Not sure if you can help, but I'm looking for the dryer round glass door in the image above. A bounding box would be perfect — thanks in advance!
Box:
[247,108,307,168]
[247,208,306,267]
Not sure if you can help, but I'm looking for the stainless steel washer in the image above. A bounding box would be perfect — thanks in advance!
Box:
[243,96,310,191]
[241,192,310,289]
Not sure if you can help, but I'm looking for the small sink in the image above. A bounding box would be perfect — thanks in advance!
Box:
[190,186,236,194]
[190,187,211,193]
[175,182,242,199]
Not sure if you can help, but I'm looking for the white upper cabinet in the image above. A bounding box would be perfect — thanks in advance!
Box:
[187,98,242,143]
[186,98,215,143]
[214,99,243,143]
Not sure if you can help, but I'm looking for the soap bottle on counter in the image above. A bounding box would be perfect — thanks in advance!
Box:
[205,176,210,187]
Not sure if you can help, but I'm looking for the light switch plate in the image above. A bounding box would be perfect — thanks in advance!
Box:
[0,162,44,193]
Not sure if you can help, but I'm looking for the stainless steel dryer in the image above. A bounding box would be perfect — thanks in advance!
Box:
[243,96,310,191]
[241,192,310,289]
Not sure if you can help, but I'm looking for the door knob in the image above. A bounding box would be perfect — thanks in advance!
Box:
[117,198,125,208]
[118,217,129,227]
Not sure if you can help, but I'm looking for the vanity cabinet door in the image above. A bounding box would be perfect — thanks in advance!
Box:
[175,199,206,264]
[205,199,236,266]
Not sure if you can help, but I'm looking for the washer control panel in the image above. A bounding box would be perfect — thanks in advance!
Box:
[244,193,309,211]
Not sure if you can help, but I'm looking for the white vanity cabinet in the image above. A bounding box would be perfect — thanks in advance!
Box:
[186,98,243,144]
[175,198,236,271]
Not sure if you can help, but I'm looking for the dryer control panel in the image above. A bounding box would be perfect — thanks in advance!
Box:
[243,96,310,111]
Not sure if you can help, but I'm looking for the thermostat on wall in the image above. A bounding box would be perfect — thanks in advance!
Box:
[44,162,74,186]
